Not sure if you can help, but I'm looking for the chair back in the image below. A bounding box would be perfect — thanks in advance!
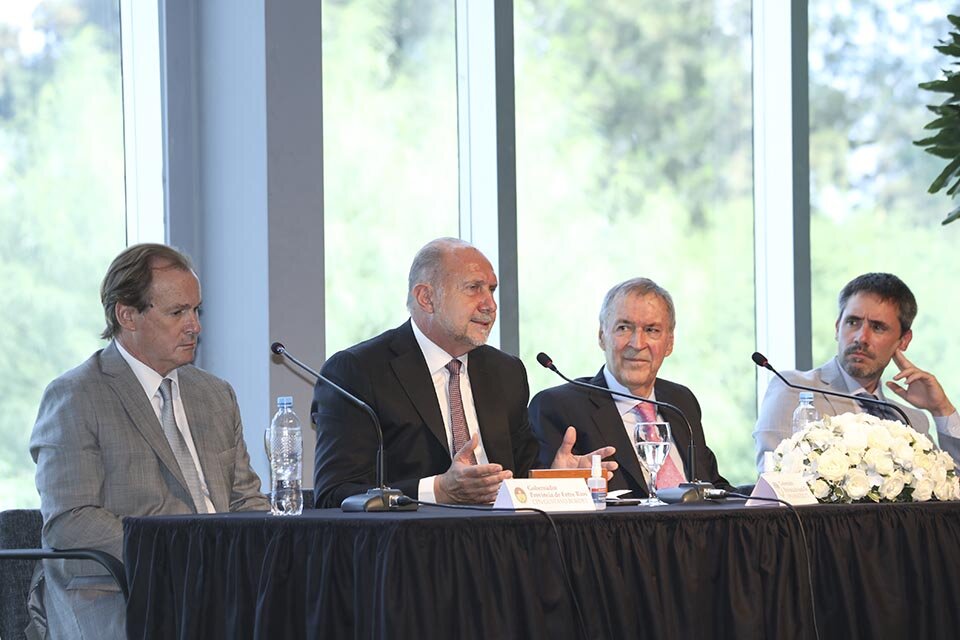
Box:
[0,509,43,640]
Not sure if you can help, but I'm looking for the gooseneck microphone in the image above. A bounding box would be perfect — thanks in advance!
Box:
[537,352,713,502]
[270,342,417,511]
[751,351,911,426]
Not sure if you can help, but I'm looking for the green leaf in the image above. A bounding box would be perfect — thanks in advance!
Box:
[942,202,960,225]
[929,156,960,193]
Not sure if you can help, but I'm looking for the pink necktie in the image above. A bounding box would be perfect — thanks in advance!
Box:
[446,359,477,464]
[635,402,685,489]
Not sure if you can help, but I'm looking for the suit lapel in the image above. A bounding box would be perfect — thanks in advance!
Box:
[179,368,228,512]
[819,358,859,415]
[100,342,191,496]
[587,370,649,495]
[389,322,448,452]
[467,348,513,468]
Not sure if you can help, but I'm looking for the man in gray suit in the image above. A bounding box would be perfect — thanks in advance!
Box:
[753,272,960,472]
[28,244,268,639]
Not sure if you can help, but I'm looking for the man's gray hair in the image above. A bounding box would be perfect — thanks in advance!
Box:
[406,237,473,311]
[599,277,676,331]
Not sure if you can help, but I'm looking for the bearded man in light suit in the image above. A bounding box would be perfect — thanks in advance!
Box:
[753,272,960,472]
[28,244,268,639]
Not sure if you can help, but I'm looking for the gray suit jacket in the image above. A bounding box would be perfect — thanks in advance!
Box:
[751,357,960,472]
[28,341,268,639]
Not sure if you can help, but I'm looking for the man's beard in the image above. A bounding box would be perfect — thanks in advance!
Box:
[839,343,887,381]
[437,314,494,349]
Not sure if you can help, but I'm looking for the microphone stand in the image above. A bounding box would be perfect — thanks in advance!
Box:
[536,352,713,503]
[271,342,417,511]
[751,352,912,426]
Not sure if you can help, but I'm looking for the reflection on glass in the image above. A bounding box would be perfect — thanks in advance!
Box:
[514,0,755,485]
[322,1,459,354]
[808,1,958,398]
[0,1,126,509]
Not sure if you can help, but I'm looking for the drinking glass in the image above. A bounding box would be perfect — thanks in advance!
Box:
[634,421,672,506]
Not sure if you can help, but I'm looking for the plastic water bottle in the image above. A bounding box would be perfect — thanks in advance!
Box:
[268,396,303,515]
[791,391,820,435]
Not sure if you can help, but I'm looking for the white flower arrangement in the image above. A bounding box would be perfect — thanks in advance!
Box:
[773,412,960,503]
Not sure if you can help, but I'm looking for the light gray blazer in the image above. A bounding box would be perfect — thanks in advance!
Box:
[28,341,268,639]
[750,357,958,473]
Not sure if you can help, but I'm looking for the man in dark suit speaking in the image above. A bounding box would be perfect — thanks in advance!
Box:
[530,278,730,499]
[312,237,615,508]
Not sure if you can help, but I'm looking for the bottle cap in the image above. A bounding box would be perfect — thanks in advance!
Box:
[591,454,602,477]
[276,396,293,408]
[799,391,814,402]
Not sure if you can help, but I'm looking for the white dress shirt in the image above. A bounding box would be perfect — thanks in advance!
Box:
[410,319,489,501]
[115,340,216,512]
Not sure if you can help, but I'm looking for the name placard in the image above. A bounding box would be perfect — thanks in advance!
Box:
[746,473,818,507]
[493,478,596,512]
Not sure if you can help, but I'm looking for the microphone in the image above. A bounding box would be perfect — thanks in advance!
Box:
[270,341,417,511]
[751,351,911,426]
[536,352,713,502]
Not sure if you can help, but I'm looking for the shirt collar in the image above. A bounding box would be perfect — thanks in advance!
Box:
[834,356,886,399]
[410,318,468,375]
[602,364,656,417]
[114,339,181,399]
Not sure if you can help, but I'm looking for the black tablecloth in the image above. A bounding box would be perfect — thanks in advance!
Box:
[123,501,960,639]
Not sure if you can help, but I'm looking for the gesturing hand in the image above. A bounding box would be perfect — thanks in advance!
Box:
[550,426,618,481]
[434,433,513,504]
[886,350,956,417]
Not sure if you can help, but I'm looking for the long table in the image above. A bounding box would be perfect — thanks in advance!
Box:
[122,501,960,639]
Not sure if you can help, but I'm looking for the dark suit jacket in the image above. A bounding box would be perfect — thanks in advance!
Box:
[312,320,539,508]
[529,369,731,497]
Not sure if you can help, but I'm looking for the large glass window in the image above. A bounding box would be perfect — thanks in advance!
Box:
[322,0,459,354]
[0,1,126,508]
[514,0,756,484]
[809,2,960,402]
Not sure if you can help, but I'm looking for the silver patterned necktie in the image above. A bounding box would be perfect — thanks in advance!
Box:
[445,359,477,464]
[158,378,209,513]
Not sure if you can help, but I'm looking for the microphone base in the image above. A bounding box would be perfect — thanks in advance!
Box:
[657,481,716,505]
[341,488,418,512]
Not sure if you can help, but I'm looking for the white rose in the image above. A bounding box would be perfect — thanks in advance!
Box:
[879,473,906,500]
[934,479,954,501]
[891,440,914,466]
[937,451,956,472]
[806,427,834,448]
[913,451,935,473]
[779,448,805,474]
[816,448,850,483]
[862,448,895,476]
[841,427,869,452]
[843,469,872,500]
[930,464,948,484]
[913,432,934,452]
[912,477,934,502]
[809,478,831,499]
[865,424,893,450]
